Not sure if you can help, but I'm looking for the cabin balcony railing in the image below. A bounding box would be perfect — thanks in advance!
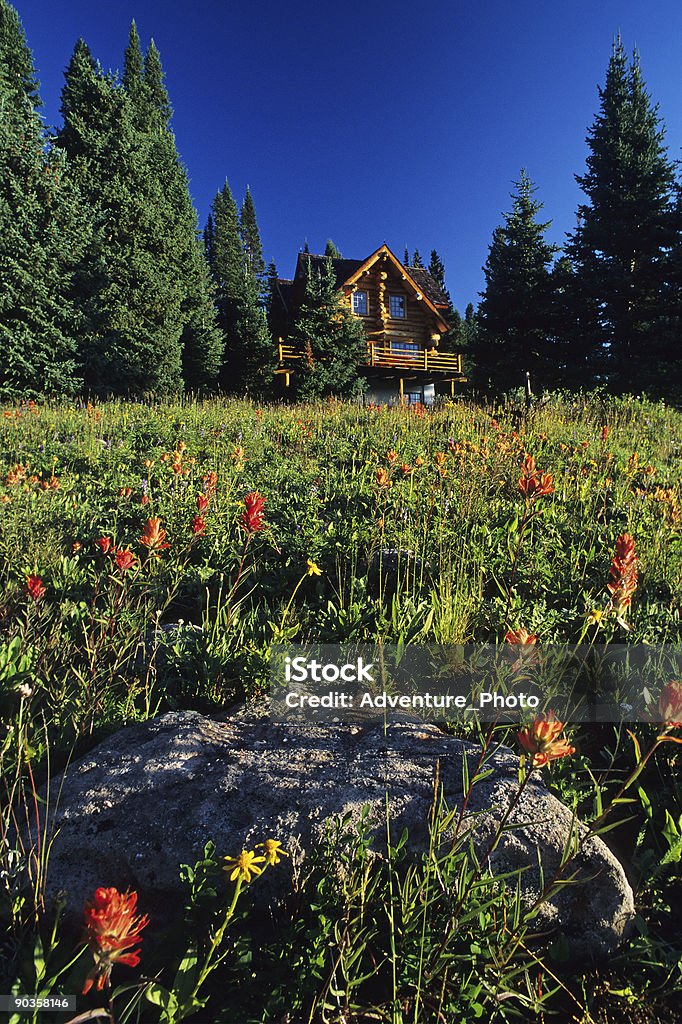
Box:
[367,343,462,374]
[277,340,463,376]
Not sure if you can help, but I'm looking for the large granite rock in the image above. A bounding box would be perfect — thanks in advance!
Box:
[41,709,634,958]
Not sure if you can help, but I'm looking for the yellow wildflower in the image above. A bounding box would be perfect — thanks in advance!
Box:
[306,559,322,576]
[223,850,265,884]
[261,840,289,866]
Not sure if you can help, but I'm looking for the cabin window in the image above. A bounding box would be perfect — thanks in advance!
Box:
[389,294,406,319]
[405,391,423,405]
[352,290,369,315]
[391,340,419,355]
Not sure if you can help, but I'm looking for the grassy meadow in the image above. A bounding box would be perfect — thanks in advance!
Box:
[0,393,681,1023]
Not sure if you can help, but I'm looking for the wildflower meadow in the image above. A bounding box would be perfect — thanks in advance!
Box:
[0,393,681,1023]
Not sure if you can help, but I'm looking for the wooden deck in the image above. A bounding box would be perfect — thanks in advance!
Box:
[277,341,464,377]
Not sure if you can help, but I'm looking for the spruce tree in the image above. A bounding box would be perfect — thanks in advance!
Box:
[240,187,266,296]
[428,248,461,351]
[567,39,677,393]
[204,214,216,268]
[474,171,556,392]
[403,248,410,266]
[411,249,424,268]
[324,239,342,258]
[122,20,144,105]
[290,257,367,400]
[208,180,274,395]
[140,37,221,390]
[58,38,185,394]
[0,0,87,397]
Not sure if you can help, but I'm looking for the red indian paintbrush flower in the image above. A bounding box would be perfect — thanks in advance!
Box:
[114,549,136,573]
[517,454,554,499]
[202,471,218,496]
[241,492,266,534]
[518,711,575,767]
[97,537,112,555]
[191,515,206,536]
[658,680,682,729]
[505,627,537,646]
[607,533,638,616]
[25,575,46,602]
[139,517,170,554]
[82,887,149,995]
[196,493,210,513]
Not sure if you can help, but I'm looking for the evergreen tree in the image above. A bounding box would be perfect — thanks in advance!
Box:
[140,37,221,390]
[461,303,478,380]
[474,171,556,392]
[0,0,87,397]
[290,257,367,400]
[567,39,677,393]
[403,248,410,267]
[662,190,682,399]
[240,187,266,296]
[122,20,144,106]
[204,214,216,267]
[428,250,448,300]
[208,180,274,395]
[324,239,342,258]
[210,179,244,338]
[411,249,424,268]
[428,248,461,351]
[57,38,184,394]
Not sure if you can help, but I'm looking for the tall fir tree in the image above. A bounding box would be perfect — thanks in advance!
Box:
[428,248,461,351]
[567,39,677,393]
[0,0,88,397]
[57,37,184,394]
[324,239,342,258]
[203,214,216,268]
[474,171,556,392]
[411,249,424,268]
[139,35,222,390]
[290,257,367,400]
[240,187,266,297]
[208,180,274,395]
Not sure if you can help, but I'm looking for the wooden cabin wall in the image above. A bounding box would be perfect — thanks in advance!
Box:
[346,258,441,349]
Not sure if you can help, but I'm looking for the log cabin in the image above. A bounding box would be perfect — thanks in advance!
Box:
[271,244,466,404]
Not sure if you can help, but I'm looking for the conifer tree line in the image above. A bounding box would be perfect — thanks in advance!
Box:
[0,2,269,398]
[1,5,681,400]
[471,39,682,399]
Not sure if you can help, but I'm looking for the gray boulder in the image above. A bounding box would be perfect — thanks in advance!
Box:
[41,709,634,958]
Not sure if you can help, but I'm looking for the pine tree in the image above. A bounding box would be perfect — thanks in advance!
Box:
[122,20,144,106]
[240,187,266,296]
[208,180,274,395]
[57,38,184,394]
[403,248,410,267]
[209,180,244,339]
[474,171,556,392]
[428,248,460,351]
[411,249,424,268]
[140,37,221,390]
[290,257,367,400]
[0,0,87,397]
[324,239,342,258]
[567,39,677,393]
[204,214,216,268]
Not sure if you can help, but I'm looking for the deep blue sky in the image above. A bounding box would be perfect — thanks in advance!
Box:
[16,0,682,309]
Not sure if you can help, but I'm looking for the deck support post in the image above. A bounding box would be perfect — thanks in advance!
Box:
[399,377,404,403]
